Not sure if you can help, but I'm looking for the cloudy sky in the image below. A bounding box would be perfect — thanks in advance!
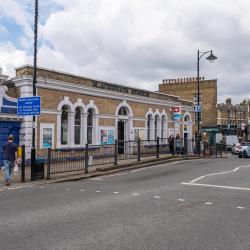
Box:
[0,0,249,103]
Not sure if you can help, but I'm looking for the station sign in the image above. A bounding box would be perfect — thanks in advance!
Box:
[172,106,181,121]
[17,96,41,116]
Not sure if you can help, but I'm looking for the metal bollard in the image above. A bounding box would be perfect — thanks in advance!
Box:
[21,145,25,182]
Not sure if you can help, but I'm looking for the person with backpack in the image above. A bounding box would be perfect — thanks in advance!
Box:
[2,135,18,186]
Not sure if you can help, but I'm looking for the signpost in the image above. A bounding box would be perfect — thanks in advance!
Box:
[17,97,41,116]
[193,105,202,113]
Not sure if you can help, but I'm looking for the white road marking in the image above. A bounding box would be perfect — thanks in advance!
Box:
[190,165,250,184]
[130,168,146,173]
[133,193,139,196]
[182,182,250,191]
[113,191,119,194]
[154,195,161,199]
[205,202,213,205]
[237,206,245,210]
[39,187,45,189]
[7,187,23,190]
[178,199,185,202]
[52,187,57,190]
[66,188,70,191]
[104,159,203,178]
[96,190,101,193]
[80,189,85,192]
[104,173,128,178]
[91,177,103,181]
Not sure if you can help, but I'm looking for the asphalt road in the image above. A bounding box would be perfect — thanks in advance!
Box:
[1,157,250,250]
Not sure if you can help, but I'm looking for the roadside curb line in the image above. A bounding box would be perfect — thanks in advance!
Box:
[43,156,203,184]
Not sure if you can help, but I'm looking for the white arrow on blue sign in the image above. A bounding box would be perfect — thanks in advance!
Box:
[17,96,41,116]
[193,105,202,112]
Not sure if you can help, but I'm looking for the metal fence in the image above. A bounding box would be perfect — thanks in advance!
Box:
[44,138,224,179]
[47,147,86,179]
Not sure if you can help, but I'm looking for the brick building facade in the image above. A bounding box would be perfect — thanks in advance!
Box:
[159,77,217,126]
[12,65,195,156]
[217,98,249,139]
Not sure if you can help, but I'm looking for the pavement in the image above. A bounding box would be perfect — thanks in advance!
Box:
[0,153,204,187]
[1,157,250,249]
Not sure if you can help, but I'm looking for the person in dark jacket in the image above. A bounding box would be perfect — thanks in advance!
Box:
[168,135,175,155]
[2,135,18,185]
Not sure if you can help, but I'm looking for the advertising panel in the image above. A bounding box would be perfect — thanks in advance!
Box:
[172,106,181,121]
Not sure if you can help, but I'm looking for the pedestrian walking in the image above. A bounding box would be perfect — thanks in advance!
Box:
[2,135,18,185]
[168,135,175,155]
[175,134,182,154]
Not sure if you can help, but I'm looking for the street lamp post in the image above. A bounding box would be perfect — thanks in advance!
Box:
[196,50,217,155]
[31,0,39,181]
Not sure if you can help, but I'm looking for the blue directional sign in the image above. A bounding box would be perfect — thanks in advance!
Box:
[193,105,202,113]
[17,96,41,116]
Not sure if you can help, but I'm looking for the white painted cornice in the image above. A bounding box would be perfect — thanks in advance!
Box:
[12,76,194,112]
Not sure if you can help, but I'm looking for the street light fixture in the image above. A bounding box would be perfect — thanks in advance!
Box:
[196,50,217,154]
[31,0,39,181]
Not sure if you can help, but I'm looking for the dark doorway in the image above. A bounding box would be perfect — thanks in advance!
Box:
[184,133,188,154]
[118,120,125,154]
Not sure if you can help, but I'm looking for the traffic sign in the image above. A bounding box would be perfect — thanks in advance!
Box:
[17,96,41,116]
[193,105,202,112]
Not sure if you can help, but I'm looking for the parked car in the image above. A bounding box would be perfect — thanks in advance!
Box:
[222,135,239,151]
[238,142,250,158]
[231,143,241,154]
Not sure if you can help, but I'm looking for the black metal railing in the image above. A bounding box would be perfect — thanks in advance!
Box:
[45,138,223,179]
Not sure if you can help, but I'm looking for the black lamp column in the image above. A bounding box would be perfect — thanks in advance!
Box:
[196,50,217,155]
[31,0,38,181]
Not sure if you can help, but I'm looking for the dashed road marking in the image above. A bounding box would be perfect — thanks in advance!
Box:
[7,187,23,190]
[66,188,70,191]
[205,202,213,205]
[96,190,101,193]
[91,177,103,181]
[133,193,139,196]
[154,196,161,199]
[237,206,245,210]
[39,187,45,189]
[80,189,85,192]
[178,199,185,202]
[113,191,119,194]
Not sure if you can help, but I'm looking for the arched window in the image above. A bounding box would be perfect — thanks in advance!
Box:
[155,115,159,139]
[118,107,128,116]
[74,107,81,145]
[61,105,69,145]
[147,114,152,141]
[161,115,166,139]
[87,108,94,144]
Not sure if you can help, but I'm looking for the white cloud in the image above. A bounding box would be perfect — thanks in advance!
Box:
[0,0,33,39]
[0,42,31,76]
[1,0,250,103]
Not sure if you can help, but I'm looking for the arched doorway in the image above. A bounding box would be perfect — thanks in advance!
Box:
[183,113,192,153]
[117,106,129,154]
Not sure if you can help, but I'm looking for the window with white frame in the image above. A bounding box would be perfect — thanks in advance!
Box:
[147,114,152,141]
[155,115,159,139]
[61,105,69,145]
[74,107,81,145]
[87,108,94,144]
[161,115,166,139]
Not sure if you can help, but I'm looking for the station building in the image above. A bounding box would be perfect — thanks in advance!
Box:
[0,69,22,166]
[2,65,195,157]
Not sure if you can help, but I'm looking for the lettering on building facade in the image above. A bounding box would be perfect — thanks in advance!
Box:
[92,81,150,97]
